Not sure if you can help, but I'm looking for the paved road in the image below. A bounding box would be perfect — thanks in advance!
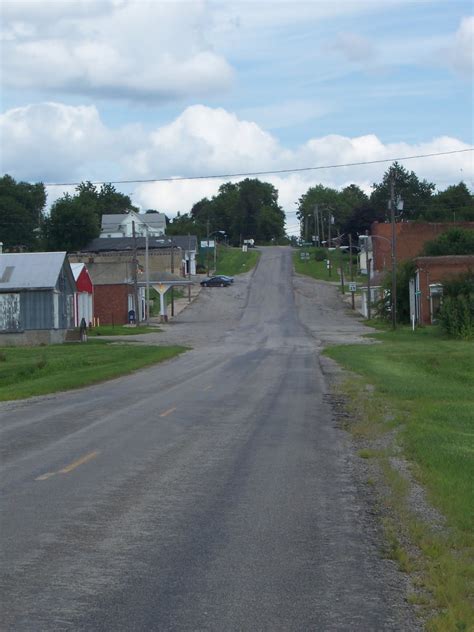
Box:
[0,247,417,631]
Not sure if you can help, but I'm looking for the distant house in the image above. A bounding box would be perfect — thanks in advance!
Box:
[0,252,75,346]
[70,263,94,327]
[410,255,474,325]
[100,211,166,238]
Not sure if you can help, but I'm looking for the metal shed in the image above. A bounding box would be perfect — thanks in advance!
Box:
[0,252,76,346]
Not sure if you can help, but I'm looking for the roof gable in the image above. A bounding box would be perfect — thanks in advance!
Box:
[0,252,68,290]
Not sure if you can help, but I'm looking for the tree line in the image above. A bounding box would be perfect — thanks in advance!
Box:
[0,163,472,253]
[297,162,473,247]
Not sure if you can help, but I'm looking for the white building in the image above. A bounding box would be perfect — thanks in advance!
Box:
[100,211,166,238]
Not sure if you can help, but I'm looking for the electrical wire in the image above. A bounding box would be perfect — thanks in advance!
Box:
[43,148,474,187]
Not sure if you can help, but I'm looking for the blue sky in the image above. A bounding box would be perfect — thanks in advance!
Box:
[1,0,472,234]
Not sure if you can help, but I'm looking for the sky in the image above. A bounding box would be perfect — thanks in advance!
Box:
[1,0,473,235]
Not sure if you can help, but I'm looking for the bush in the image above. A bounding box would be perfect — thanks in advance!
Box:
[313,247,327,261]
[422,228,474,256]
[376,260,416,323]
[439,271,474,339]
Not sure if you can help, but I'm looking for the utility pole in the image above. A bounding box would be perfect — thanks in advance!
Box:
[349,234,355,310]
[206,219,210,276]
[367,257,372,321]
[187,232,191,302]
[170,238,175,318]
[390,176,397,330]
[327,208,332,277]
[313,205,318,249]
[145,229,150,324]
[132,220,140,325]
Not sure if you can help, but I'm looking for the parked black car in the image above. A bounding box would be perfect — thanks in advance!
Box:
[214,274,234,284]
[200,276,232,287]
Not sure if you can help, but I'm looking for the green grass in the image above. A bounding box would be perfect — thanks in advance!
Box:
[325,327,474,630]
[88,325,160,336]
[293,247,366,290]
[215,246,260,276]
[0,341,186,401]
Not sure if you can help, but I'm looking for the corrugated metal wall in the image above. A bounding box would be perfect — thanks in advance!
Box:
[21,291,54,329]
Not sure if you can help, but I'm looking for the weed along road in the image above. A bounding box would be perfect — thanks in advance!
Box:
[0,247,419,631]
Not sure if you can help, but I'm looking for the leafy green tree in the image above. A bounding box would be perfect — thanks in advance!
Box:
[43,194,100,252]
[427,182,474,222]
[166,212,202,238]
[96,183,137,217]
[341,204,385,243]
[422,228,474,256]
[370,162,435,219]
[297,184,368,242]
[297,185,341,240]
[189,179,284,245]
[70,181,137,222]
[0,174,46,250]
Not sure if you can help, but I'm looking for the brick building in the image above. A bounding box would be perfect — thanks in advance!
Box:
[368,221,474,273]
[410,255,474,325]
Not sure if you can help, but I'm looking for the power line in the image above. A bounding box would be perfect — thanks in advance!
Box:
[43,148,474,187]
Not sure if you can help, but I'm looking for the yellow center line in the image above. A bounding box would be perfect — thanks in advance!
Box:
[35,450,100,481]
[35,472,56,481]
[160,407,177,418]
[59,450,100,474]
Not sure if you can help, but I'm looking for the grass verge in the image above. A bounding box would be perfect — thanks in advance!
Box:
[293,246,366,290]
[88,325,160,336]
[325,326,474,631]
[0,340,187,401]
[215,246,260,276]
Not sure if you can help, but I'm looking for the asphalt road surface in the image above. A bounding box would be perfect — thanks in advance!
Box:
[0,247,418,631]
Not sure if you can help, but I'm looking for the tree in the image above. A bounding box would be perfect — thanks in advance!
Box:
[43,194,100,252]
[421,228,474,256]
[297,184,368,243]
[0,174,46,250]
[96,183,137,217]
[341,203,385,243]
[427,182,474,222]
[71,181,137,222]
[370,162,435,219]
[166,212,202,238]
[189,179,285,245]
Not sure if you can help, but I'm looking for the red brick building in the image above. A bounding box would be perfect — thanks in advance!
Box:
[370,221,474,273]
[410,255,474,325]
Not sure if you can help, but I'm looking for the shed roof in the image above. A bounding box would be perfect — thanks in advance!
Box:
[80,237,177,253]
[168,235,198,251]
[0,252,68,290]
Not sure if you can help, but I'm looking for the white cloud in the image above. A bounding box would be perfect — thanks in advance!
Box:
[443,15,474,78]
[1,101,471,234]
[1,0,233,102]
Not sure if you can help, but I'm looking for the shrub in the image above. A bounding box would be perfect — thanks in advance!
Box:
[376,260,416,323]
[313,247,327,261]
[422,228,474,256]
[439,271,474,339]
